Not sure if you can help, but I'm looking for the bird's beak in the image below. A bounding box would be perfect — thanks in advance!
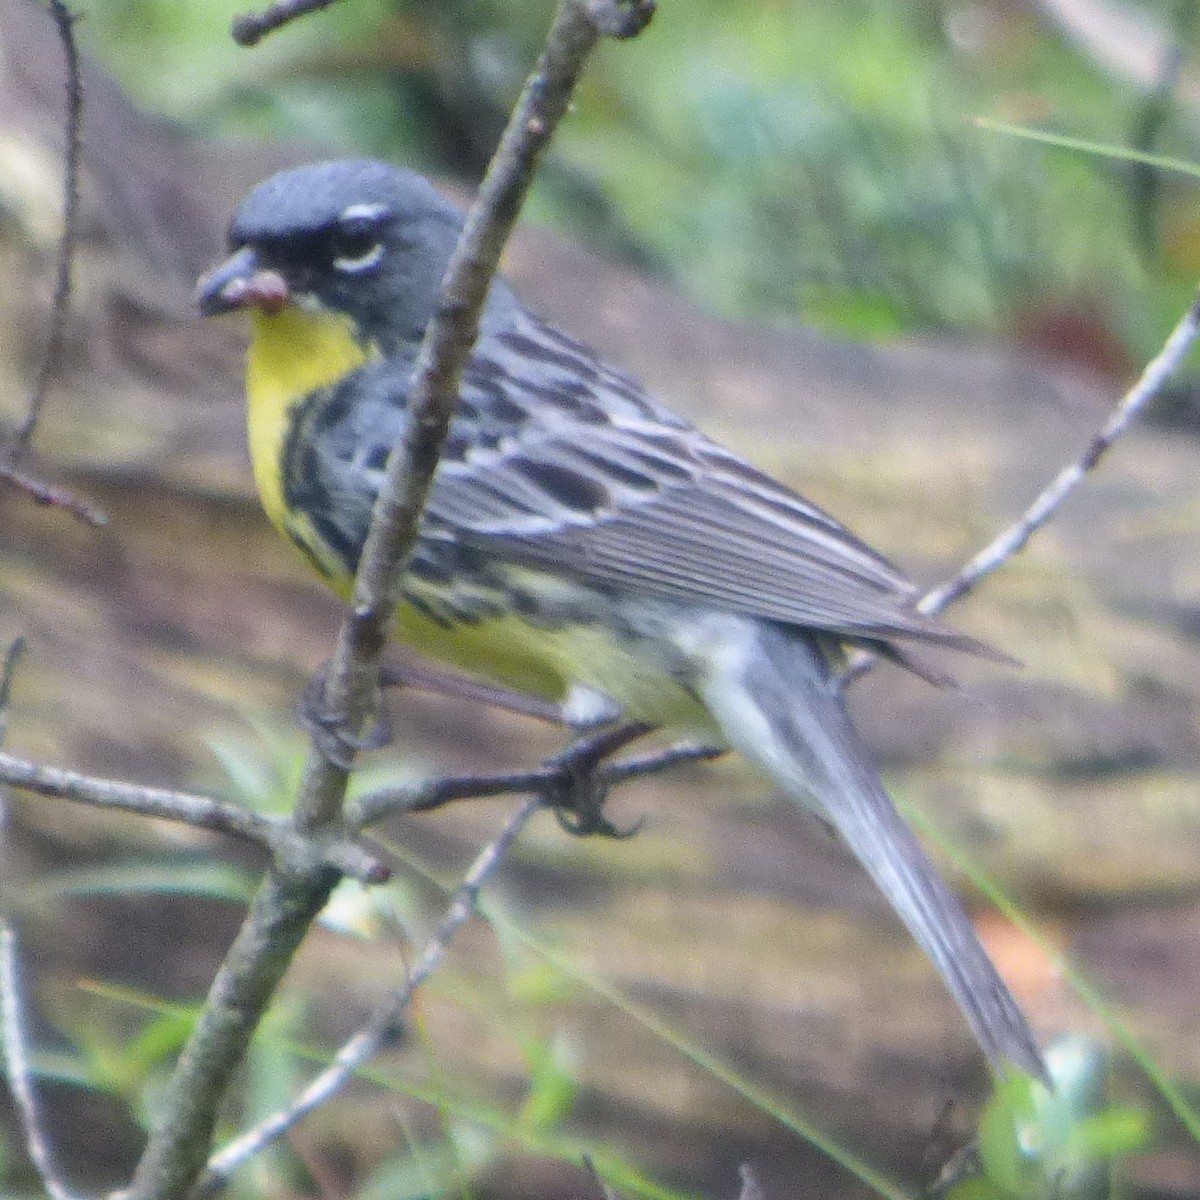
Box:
[195,246,290,317]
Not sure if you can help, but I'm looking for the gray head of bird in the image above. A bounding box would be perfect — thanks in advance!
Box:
[195,158,518,351]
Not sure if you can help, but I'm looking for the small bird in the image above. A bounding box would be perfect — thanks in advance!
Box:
[197,159,1044,1079]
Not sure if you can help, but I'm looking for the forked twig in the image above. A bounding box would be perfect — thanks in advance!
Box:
[0,462,106,526]
[195,796,542,1195]
[0,751,386,883]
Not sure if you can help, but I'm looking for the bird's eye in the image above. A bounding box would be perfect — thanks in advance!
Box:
[331,210,386,273]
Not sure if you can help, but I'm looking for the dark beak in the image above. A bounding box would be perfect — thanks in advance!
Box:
[195,246,290,316]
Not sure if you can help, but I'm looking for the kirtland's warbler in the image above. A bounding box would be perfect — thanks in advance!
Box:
[197,159,1044,1079]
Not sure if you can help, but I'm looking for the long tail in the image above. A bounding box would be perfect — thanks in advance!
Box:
[696,618,1046,1080]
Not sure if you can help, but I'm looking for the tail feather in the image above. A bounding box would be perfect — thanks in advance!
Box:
[698,618,1046,1081]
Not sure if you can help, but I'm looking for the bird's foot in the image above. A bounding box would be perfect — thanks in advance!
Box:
[299,664,392,769]
[548,723,651,839]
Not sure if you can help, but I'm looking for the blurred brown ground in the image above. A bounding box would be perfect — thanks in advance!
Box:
[2,1,1199,1196]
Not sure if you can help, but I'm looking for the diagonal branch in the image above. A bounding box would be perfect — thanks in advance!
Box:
[0,751,386,883]
[916,290,1200,618]
[845,289,1200,683]
[194,796,543,1196]
[298,0,656,832]
[122,5,655,1199]
[230,0,344,46]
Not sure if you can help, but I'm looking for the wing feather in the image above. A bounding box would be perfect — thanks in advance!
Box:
[417,314,979,651]
[304,312,986,653]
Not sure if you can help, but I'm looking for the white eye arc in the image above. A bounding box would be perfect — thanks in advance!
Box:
[332,202,390,273]
[333,242,384,273]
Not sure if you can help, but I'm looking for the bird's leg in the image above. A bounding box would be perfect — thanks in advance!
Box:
[378,660,566,723]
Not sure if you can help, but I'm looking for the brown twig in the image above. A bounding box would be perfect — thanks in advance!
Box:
[230,0,345,46]
[123,5,653,1199]
[199,721,710,1188]
[13,0,82,454]
[349,729,720,828]
[845,288,1200,684]
[304,0,656,819]
[1,3,105,527]
[0,461,107,526]
[195,796,543,1196]
[917,290,1200,617]
[0,750,386,883]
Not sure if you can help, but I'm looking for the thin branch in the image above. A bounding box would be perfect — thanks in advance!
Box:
[299,0,655,828]
[0,638,25,750]
[845,289,1200,683]
[0,926,81,1200]
[0,3,105,525]
[196,797,543,1196]
[0,751,385,883]
[230,0,345,46]
[124,6,652,1199]
[917,290,1200,617]
[603,740,724,786]
[0,461,107,528]
[13,0,82,454]
[349,731,720,828]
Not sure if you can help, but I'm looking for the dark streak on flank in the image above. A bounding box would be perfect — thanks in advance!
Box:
[513,457,609,513]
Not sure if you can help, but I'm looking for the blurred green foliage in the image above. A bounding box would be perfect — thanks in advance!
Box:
[75,0,1200,364]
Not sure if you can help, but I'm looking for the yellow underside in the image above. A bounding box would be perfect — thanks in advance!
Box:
[246,306,373,535]
[244,306,714,734]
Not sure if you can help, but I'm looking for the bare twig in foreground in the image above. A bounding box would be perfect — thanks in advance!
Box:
[300,0,656,821]
[0,751,386,884]
[0,2,105,527]
[917,291,1200,617]
[349,731,721,828]
[0,461,107,528]
[196,797,542,1196]
[230,0,344,45]
[0,927,80,1200]
[12,0,82,453]
[123,5,653,1199]
[846,289,1200,683]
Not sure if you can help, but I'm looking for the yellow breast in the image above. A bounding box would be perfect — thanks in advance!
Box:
[241,307,716,736]
[245,305,374,537]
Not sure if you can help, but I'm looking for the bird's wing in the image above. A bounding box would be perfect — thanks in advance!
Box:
[404,315,978,653]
